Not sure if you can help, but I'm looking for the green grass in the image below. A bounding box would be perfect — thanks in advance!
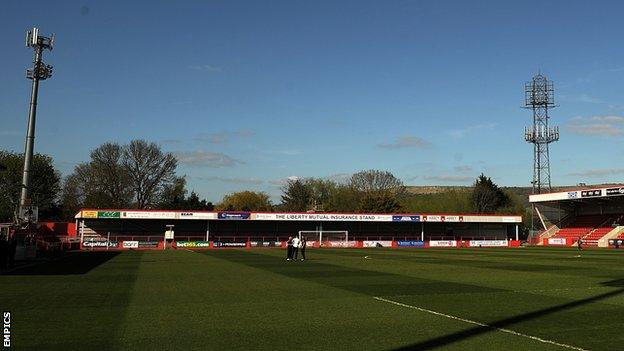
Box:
[2,247,624,350]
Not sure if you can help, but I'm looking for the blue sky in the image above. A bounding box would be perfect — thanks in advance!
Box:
[1,0,624,202]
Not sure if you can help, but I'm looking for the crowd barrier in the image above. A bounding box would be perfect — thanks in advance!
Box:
[80,237,522,251]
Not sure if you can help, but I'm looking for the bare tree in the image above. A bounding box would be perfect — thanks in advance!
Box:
[122,140,177,209]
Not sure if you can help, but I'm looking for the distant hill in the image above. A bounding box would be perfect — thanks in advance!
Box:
[406,183,624,208]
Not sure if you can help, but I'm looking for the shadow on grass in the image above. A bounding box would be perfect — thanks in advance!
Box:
[4,251,121,275]
[389,285,624,350]
[204,250,624,350]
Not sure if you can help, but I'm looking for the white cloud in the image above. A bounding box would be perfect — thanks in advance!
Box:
[268,176,300,187]
[174,151,244,168]
[577,94,605,104]
[566,115,624,136]
[567,168,624,178]
[378,136,430,149]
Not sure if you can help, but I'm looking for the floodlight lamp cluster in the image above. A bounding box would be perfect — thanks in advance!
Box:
[26,27,54,50]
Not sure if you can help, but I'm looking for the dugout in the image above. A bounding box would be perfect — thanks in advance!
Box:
[75,209,522,244]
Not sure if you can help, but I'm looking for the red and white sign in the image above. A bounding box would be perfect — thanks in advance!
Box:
[323,241,357,248]
[547,238,567,246]
[363,240,393,248]
[429,240,457,247]
[469,240,508,247]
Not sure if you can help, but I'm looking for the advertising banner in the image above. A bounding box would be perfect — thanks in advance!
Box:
[98,211,121,219]
[176,241,211,248]
[83,240,118,248]
[547,238,567,246]
[392,215,420,222]
[249,241,282,247]
[423,215,442,222]
[608,239,624,247]
[213,242,247,248]
[138,241,159,248]
[469,240,508,247]
[429,240,457,247]
[396,240,425,247]
[253,213,393,222]
[121,211,176,219]
[363,240,393,247]
[178,212,219,220]
[82,210,98,219]
[122,241,139,249]
[606,188,624,196]
[581,189,602,198]
[323,241,357,248]
[218,212,250,220]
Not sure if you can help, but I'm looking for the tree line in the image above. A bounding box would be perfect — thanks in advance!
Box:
[0,139,525,222]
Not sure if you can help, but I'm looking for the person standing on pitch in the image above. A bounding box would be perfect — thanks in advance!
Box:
[577,237,583,251]
[300,236,307,261]
[286,236,293,260]
[292,235,301,260]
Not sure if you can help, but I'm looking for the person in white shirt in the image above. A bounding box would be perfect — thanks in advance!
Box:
[292,236,301,260]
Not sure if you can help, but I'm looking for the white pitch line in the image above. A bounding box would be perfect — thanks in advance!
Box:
[373,296,588,351]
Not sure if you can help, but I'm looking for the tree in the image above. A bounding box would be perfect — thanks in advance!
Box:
[358,193,402,213]
[123,139,177,209]
[471,173,509,213]
[158,176,188,210]
[0,151,61,221]
[280,179,312,211]
[217,191,272,211]
[350,169,405,197]
[185,191,214,210]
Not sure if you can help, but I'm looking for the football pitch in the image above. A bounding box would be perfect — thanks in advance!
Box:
[2,247,624,350]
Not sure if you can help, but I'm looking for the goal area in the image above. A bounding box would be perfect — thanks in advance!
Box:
[298,230,349,247]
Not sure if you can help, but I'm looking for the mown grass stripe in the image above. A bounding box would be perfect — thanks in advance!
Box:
[373,296,588,351]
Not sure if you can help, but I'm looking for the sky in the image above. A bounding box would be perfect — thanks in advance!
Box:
[1,0,624,203]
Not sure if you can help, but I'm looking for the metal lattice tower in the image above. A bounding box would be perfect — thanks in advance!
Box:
[524,74,559,194]
[18,27,54,224]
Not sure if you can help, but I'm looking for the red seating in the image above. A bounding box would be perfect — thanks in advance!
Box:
[551,215,614,243]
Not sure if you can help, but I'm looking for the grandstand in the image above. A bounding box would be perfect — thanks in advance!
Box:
[530,185,624,247]
[73,209,522,249]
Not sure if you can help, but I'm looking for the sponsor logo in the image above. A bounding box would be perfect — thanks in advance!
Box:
[82,210,98,218]
[581,189,602,198]
[567,191,578,199]
[469,240,508,247]
[363,240,393,247]
[218,212,250,220]
[323,241,357,248]
[176,241,211,248]
[392,215,420,222]
[98,211,121,218]
[83,240,118,248]
[138,241,159,248]
[547,238,567,245]
[122,241,139,249]
[180,212,193,217]
[249,241,282,247]
[423,215,442,222]
[606,188,624,196]
[396,240,425,247]
[213,242,247,247]
[429,240,457,247]
[3,311,10,348]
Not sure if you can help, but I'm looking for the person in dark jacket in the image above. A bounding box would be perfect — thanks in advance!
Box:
[286,236,293,260]
[300,236,307,261]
